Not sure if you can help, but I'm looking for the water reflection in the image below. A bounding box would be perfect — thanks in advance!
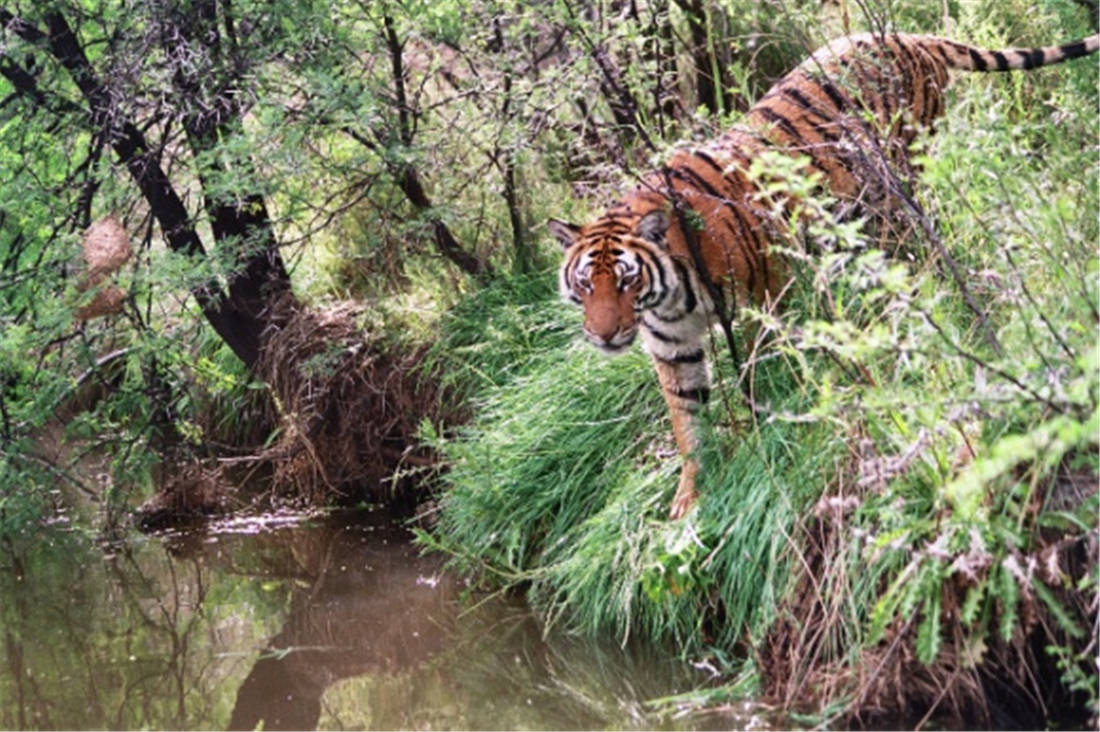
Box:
[0,509,724,730]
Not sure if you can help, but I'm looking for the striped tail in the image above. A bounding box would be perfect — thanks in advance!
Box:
[928,33,1100,71]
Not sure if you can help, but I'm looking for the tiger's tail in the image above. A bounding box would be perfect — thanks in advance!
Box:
[922,33,1100,71]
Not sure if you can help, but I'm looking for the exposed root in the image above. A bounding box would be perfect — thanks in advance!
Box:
[131,295,454,530]
[134,459,241,532]
[758,459,1098,728]
[250,294,448,507]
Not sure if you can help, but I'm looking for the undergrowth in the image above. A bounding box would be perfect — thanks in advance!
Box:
[419,1,1099,726]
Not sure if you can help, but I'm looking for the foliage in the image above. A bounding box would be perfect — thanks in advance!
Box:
[0,0,1096,726]
[420,0,1099,726]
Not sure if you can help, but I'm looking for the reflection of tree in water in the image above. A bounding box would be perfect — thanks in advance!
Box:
[221,512,714,731]
[397,611,721,731]
[0,527,244,730]
[1,511,718,731]
[222,512,462,730]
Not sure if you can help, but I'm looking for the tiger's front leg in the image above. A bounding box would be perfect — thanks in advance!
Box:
[648,343,709,519]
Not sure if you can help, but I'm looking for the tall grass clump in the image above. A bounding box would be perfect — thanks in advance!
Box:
[420,269,838,649]
[422,1,1098,726]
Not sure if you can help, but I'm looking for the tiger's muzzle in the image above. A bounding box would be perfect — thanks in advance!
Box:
[581,280,640,354]
[583,325,638,353]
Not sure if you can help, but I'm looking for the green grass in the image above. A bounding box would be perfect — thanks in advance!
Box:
[418,271,842,653]
[418,3,1099,723]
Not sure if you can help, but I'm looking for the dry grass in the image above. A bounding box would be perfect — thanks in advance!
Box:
[75,215,132,321]
[757,462,1098,729]
[136,294,452,528]
[253,294,446,506]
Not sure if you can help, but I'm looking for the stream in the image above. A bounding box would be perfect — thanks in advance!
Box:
[0,507,762,730]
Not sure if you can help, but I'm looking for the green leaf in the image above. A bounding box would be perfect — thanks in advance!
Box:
[916,591,942,664]
[1032,579,1085,640]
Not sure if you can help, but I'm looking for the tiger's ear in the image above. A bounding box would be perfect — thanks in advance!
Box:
[547,219,582,250]
[634,209,670,248]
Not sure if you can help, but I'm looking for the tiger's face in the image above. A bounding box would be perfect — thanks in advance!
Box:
[549,210,670,355]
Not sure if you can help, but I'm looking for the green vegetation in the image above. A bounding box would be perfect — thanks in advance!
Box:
[1,0,1096,726]
[418,2,1099,725]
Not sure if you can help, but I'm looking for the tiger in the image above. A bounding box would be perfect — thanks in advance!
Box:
[549,31,1099,520]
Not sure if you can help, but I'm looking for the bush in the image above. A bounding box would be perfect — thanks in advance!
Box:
[420,1,1099,725]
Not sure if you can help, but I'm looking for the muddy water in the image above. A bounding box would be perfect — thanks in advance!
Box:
[0,509,754,730]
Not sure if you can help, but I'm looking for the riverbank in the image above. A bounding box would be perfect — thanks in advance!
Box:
[416,38,1100,716]
[419,262,1097,726]
[0,507,732,730]
[1,1,1094,727]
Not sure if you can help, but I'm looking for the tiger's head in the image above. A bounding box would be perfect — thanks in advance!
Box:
[549,209,671,354]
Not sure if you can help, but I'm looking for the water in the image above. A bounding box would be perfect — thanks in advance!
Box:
[0,508,755,730]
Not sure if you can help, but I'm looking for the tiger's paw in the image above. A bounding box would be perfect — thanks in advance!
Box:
[668,485,698,520]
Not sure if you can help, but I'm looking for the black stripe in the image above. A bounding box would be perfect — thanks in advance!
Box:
[991,50,1009,70]
[672,386,710,403]
[756,105,805,143]
[589,220,630,234]
[671,163,726,202]
[754,107,832,177]
[928,49,947,122]
[887,35,917,87]
[670,165,770,271]
[673,349,705,364]
[968,48,989,71]
[564,255,581,289]
[657,349,705,365]
[1060,40,1089,60]
[676,147,766,296]
[934,43,952,67]
[1017,48,1045,69]
[778,87,841,136]
[640,258,666,305]
[778,88,843,143]
[648,308,688,323]
[915,50,939,127]
[670,258,697,313]
[693,149,726,176]
[892,35,919,69]
[780,86,821,115]
[644,325,681,344]
[708,161,767,276]
[892,38,924,119]
[834,55,886,122]
[817,79,849,112]
[690,149,752,206]
[867,47,902,122]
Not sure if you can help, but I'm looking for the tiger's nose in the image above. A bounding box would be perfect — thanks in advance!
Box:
[584,300,621,340]
[583,325,618,345]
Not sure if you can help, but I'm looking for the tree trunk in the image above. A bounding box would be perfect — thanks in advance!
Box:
[163,0,296,342]
[672,0,733,116]
[1,8,290,369]
[378,13,493,281]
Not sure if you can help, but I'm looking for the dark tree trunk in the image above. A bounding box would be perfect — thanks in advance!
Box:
[162,0,295,341]
[671,0,733,116]
[0,8,291,369]
[380,13,492,281]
